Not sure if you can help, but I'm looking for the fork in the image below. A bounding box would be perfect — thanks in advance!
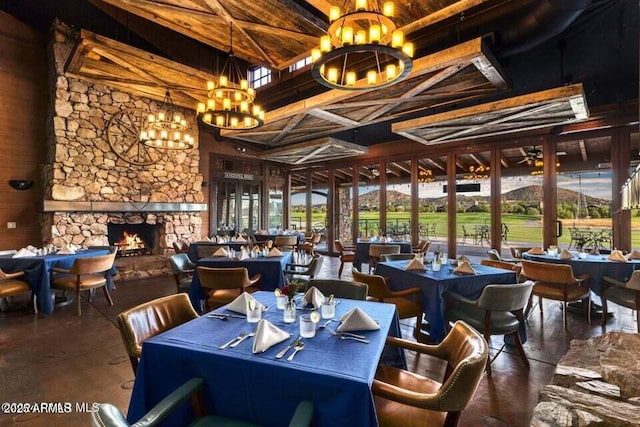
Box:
[230,331,256,347]
[287,340,305,361]
[219,331,247,349]
[340,335,370,344]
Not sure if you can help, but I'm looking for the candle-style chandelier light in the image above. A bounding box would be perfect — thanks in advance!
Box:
[311,0,414,91]
[197,24,264,130]
[139,90,194,150]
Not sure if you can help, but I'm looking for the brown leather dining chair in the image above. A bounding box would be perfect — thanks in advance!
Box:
[117,293,199,375]
[274,235,298,252]
[334,240,355,278]
[520,259,591,329]
[197,266,261,311]
[601,270,640,332]
[352,268,422,339]
[368,244,400,273]
[0,269,36,313]
[372,321,488,427]
[51,252,117,316]
[480,259,522,282]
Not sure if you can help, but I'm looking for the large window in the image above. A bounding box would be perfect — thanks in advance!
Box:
[358,164,380,237]
[455,151,491,252]
[290,172,307,233]
[250,66,271,89]
[417,156,448,246]
[499,145,544,253]
[311,173,328,235]
[385,160,411,240]
[556,138,612,253]
[268,185,283,230]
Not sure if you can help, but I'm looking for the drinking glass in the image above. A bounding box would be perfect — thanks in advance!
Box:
[299,315,316,338]
[246,303,262,323]
[276,295,288,310]
[321,299,336,319]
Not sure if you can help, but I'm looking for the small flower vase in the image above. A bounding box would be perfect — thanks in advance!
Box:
[283,300,296,323]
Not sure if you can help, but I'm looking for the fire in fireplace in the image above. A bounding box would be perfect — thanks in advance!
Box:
[107,223,160,257]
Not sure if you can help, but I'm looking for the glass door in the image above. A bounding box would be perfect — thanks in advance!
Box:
[216,181,237,236]
[241,183,260,233]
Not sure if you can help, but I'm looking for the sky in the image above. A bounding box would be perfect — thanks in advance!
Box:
[291,170,613,205]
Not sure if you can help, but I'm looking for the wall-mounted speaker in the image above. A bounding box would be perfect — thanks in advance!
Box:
[9,180,34,190]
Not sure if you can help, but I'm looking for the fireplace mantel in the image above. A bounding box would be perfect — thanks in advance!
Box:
[42,200,207,212]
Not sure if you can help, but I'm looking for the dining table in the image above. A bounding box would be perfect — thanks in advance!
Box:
[0,248,114,314]
[353,239,413,271]
[522,251,640,296]
[375,260,518,342]
[187,241,248,261]
[189,252,294,309]
[127,291,404,427]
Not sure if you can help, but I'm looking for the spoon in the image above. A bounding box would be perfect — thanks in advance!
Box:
[287,341,305,361]
[318,319,332,329]
[219,331,247,349]
[230,331,256,348]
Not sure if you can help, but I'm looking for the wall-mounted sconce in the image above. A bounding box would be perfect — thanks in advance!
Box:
[8,180,34,190]
[236,146,247,153]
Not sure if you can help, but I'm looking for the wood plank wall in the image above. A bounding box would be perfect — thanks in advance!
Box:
[0,12,47,250]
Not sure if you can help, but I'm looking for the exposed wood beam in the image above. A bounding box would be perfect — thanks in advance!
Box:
[579,139,588,162]
[201,0,274,65]
[469,153,485,166]
[294,145,330,164]
[270,114,307,144]
[362,64,464,122]
[426,158,447,171]
[307,108,361,127]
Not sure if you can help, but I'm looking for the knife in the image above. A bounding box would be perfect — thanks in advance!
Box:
[275,337,300,359]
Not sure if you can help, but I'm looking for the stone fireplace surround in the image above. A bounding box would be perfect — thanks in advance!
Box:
[41,23,207,279]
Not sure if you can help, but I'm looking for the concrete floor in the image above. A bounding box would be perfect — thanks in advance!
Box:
[0,255,637,426]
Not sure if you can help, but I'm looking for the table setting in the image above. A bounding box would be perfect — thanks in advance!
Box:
[128,290,403,426]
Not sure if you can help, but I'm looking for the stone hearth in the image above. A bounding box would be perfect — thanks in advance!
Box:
[530,332,640,426]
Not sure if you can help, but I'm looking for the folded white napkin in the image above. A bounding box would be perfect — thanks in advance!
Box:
[559,248,573,259]
[609,250,627,262]
[338,307,380,332]
[237,250,250,261]
[12,248,37,258]
[405,257,426,271]
[454,261,476,275]
[360,237,370,242]
[252,319,291,353]
[627,249,640,260]
[198,238,212,243]
[234,236,246,242]
[212,247,228,257]
[58,244,76,255]
[252,245,261,253]
[527,247,544,255]
[457,255,470,265]
[302,286,325,309]
[267,247,283,257]
[225,292,264,314]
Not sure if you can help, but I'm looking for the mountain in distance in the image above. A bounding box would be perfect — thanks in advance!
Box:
[358,185,609,206]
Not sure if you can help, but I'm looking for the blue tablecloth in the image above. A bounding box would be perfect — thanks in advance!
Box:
[187,242,248,261]
[128,291,403,427]
[522,252,640,296]
[353,240,413,270]
[375,260,517,342]
[0,248,113,314]
[189,252,294,308]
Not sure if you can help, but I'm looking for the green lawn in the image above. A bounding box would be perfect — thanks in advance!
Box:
[292,211,640,248]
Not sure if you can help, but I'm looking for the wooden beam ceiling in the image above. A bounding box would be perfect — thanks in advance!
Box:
[393,83,589,145]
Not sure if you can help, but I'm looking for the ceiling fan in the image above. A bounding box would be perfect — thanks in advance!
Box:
[518,146,566,165]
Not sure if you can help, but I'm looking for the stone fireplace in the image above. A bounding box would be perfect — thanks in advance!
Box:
[40,22,207,278]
